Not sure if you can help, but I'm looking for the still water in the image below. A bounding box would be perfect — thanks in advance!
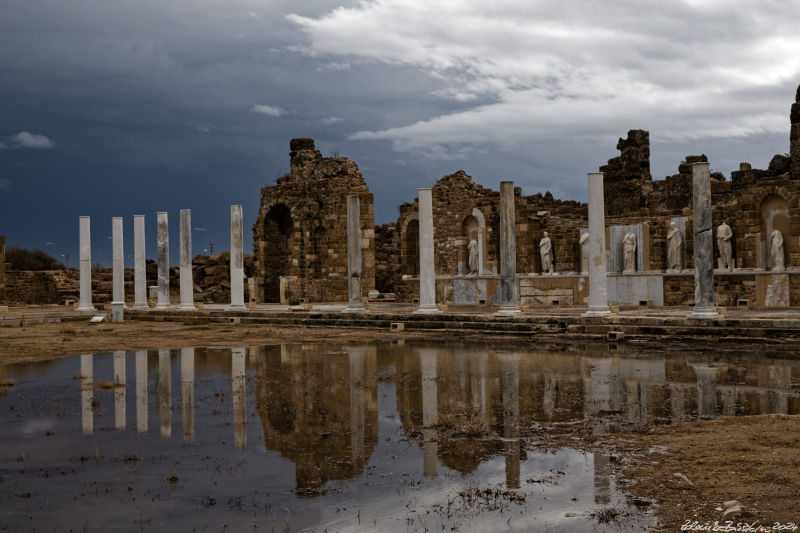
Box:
[1,341,798,532]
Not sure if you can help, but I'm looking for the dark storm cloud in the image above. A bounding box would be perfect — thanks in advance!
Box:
[1,0,798,266]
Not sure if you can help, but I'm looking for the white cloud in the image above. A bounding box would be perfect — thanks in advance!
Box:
[289,0,800,156]
[322,116,343,124]
[0,178,12,190]
[249,104,285,117]
[11,131,55,149]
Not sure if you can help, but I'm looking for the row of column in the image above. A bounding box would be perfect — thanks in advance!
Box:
[78,206,246,313]
[368,163,717,318]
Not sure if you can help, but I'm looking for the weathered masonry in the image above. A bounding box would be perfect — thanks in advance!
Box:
[253,85,800,309]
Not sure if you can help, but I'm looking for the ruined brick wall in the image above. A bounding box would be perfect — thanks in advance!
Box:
[374,223,399,293]
[0,236,6,302]
[517,195,586,274]
[252,138,375,303]
[600,130,652,215]
[5,270,80,304]
[791,84,800,180]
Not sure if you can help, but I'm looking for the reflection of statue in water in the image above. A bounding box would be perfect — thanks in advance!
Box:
[666,222,683,272]
[580,232,589,274]
[716,222,733,271]
[539,231,554,274]
[350,273,362,302]
[623,232,637,273]
[770,229,785,271]
[467,238,478,275]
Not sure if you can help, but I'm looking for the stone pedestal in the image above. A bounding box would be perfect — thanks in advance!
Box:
[132,215,148,310]
[415,188,441,314]
[111,302,123,323]
[687,162,720,319]
[178,209,196,310]
[497,181,521,314]
[77,216,96,312]
[227,205,247,311]
[156,212,171,309]
[582,173,612,317]
[345,194,367,312]
[112,217,124,307]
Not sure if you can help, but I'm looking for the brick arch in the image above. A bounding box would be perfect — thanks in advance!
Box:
[262,203,294,302]
[753,186,791,208]
[400,215,420,276]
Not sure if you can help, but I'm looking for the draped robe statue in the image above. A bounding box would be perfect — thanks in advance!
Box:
[623,232,637,273]
[666,222,683,272]
[539,231,554,275]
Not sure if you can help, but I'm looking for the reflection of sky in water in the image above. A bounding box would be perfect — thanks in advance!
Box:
[1,340,798,531]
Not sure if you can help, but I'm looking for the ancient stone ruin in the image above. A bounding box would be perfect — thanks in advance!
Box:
[250,84,800,309]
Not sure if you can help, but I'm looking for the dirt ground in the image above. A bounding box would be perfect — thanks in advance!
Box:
[2,319,799,531]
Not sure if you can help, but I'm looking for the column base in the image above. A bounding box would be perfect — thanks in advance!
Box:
[225,304,247,312]
[582,307,612,318]
[344,305,368,313]
[155,303,172,309]
[177,303,197,310]
[495,306,521,315]
[77,306,97,313]
[414,305,441,315]
[131,303,150,310]
[687,308,721,319]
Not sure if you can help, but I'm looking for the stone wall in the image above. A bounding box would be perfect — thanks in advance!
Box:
[252,139,375,303]
[0,236,6,302]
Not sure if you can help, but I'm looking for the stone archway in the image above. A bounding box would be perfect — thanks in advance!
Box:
[402,218,420,276]
[263,204,293,302]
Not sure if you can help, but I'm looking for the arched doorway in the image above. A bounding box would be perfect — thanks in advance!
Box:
[461,215,479,274]
[264,204,293,302]
[402,219,420,276]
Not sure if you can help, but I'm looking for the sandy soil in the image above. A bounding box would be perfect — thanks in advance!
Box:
[2,319,799,531]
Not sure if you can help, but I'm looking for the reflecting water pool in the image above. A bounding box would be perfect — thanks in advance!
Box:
[1,341,798,531]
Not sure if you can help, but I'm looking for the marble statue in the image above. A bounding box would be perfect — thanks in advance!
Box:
[623,231,637,273]
[467,238,478,275]
[539,231,554,274]
[580,232,589,274]
[716,221,733,271]
[770,229,785,271]
[666,221,683,272]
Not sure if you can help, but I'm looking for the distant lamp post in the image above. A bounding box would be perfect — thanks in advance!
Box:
[61,253,71,269]
[193,227,207,256]
[45,241,56,260]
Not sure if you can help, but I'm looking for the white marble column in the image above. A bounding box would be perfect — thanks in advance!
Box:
[232,347,246,450]
[156,212,171,308]
[132,215,148,310]
[178,209,196,310]
[688,162,720,319]
[112,217,124,309]
[345,195,367,312]
[114,350,126,430]
[158,348,171,438]
[181,347,195,442]
[80,353,93,435]
[415,188,441,314]
[497,181,521,314]
[227,205,246,311]
[582,172,612,317]
[136,350,148,433]
[420,348,438,476]
[77,217,96,312]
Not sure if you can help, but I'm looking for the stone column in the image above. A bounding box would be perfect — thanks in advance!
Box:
[156,212,170,308]
[688,162,720,319]
[111,217,124,321]
[227,205,246,311]
[415,188,441,314]
[582,173,612,317]
[345,194,367,312]
[77,216,96,312]
[178,209,196,310]
[132,215,148,309]
[497,181,521,314]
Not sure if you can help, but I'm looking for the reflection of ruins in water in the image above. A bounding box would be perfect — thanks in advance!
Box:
[255,344,379,494]
[73,343,799,493]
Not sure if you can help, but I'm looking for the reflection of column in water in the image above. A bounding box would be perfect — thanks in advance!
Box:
[158,349,172,438]
[181,347,195,442]
[769,365,792,415]
[542,374,557,419]
[583,357,620,434]
[420,348,438,477]
[136,350,148,433]
[720,386,737,417]
[81,353,93,435]
[232,347,246,450]
[593,453,611,505]
[348,346,366,466]
[499,353,520,489]
[669,385,688,423]
[113,350,126,430]
[692,364,718,417]
[467,351,489,427]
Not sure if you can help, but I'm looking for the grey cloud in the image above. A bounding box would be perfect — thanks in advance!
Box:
[0,178,12,190]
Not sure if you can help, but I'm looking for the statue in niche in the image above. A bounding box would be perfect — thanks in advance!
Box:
[623,232,637,273]
[770,229,785,271]
[580,232,589,274]
[666,222,683,272]
[539,231,554,275]
[467,238,478,275]
[716,221,733,271]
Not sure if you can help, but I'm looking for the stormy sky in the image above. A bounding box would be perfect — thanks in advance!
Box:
[1,0,798,266]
